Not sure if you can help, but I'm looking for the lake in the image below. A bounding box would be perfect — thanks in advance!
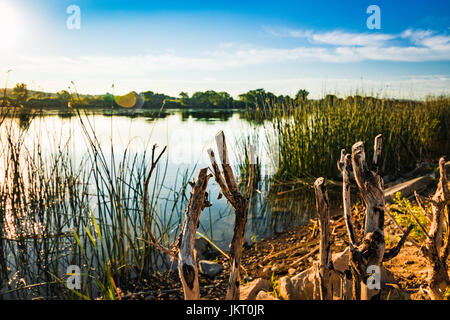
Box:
[0,107,338,299]
[3,108,317,248]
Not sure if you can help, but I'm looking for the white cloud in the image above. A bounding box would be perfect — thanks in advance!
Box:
[311,31,395,46]
[3,27,449,96]
[264,26,395,46]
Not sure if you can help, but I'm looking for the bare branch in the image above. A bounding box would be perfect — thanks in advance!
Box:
[404,206,430,238]
[246,145,255,199]
[384,207,421,249]
[177,168,212,300]
[314,177,332,300]
[383,224,414,261]
[142,145,176,259]
[338,150,357,246]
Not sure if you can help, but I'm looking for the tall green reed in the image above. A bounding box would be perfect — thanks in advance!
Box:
[0,107,191,299]
[249,95,450,181]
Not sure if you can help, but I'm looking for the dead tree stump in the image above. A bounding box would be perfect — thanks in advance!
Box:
[142,145,212,300]
[176,168,212,300]
[415,157,450,300]
[313,177,333,300]
[207,130,255,300]
[349,135,386,300]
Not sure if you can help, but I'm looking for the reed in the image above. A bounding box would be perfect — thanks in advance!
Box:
[249,95,450,181]
[0,107,191,299]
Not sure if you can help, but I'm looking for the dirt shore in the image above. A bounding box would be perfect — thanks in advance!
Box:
[122,201,447,300]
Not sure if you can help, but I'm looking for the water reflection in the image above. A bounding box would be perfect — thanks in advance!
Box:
[0,108,330,299]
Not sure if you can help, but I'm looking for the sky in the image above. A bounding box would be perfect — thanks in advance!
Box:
[0,0,449,99]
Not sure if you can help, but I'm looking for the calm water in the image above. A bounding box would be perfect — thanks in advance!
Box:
[2,109,315,248]
[0,108,326,299]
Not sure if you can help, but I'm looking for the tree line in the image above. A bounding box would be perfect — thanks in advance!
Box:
[1,82,423,111]
[0,83,315,110]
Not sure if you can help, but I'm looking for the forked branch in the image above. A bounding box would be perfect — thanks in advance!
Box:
[207,130,255,300]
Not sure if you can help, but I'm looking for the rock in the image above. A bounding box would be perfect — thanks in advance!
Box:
[198,260,223,278]
[240,278,271,300]
[288,268,297,275]
[278,248,396,300]
[278,276,301,300]
[384,176,433,202]
[256,291,279,300]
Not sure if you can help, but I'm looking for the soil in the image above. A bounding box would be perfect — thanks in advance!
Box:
[121,199,448,300]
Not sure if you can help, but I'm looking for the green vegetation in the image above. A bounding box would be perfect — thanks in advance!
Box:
[250,95,450,181]
[0,108,192,299]
[0,83,304,111]
[390,192,431,242]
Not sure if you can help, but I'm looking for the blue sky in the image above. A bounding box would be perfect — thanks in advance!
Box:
[1,0,449,98]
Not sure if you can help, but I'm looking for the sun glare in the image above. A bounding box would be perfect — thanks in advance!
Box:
[0,3,23,48]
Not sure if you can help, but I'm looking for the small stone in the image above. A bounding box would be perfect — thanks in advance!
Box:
[278,276,297,300]
[240,278,271,300]
[256,291,279,300]
[198,260,223,278]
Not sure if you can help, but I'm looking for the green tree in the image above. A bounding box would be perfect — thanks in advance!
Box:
[295,89,309,104]
[179,91,190,105]
[11,83,29,107]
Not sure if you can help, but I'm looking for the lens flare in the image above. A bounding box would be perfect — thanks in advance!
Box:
[114,91,144,109]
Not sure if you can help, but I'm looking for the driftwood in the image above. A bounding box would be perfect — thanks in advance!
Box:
[313,177,333,299]
[176,168,212,299]
[338,135,411,300]
[207,130,255,300]
[142,145,212,300]
[414,157,450,300]
[337,150,361,299]
[277,135,414,300]
[347,136,386,300]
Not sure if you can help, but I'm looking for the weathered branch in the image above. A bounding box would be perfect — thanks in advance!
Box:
[142,145,213,300]
[177,168,212,300]
[142,145,176,259]
[373,134,382,173]
[337,149,357,246]
[208,130,255,300]
[414,191,432,224]
[404,206,429,238]
[418,157,450,300]
[246,145,255,199]
[384,207,421,249]
[350,136,386,300]
[314,177,332,300]
[207,148,234,205]
[383,224,414,261]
